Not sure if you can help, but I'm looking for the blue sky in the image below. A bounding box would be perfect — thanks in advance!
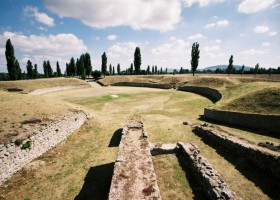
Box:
[0,0,279,73]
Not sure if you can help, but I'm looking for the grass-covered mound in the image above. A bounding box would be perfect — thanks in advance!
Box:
[0,77,89,93]
[214,82,280,115]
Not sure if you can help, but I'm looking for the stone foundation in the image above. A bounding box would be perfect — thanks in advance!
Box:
[0,111,88,184]
[178,86,222,102]
[108,115,162,200]
[193,125,280,178]
[111,82,173,89]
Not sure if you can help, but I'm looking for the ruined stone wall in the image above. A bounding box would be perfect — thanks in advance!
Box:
[178,86,222,102]
[111,82,173,89]
[0,111,88,184]
[204,108,280,134]
[109,115,162,200]
[193,126,280,178]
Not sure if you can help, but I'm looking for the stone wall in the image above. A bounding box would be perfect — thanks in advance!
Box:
[111,82,173,89]
[204,108,280,134]
[0,111,88,184]
[193,125,280,178]
[109,115,162,200]
[178,86,222,102]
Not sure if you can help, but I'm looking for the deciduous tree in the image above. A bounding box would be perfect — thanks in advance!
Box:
[134,47,141,75]
[191,42,200,76]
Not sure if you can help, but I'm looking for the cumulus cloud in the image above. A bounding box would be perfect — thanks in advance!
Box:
[254,25,270,33]
[44,0,181,31]
[203,45,220,52]
[151,39,189,56]
[108,42,140,58]
[238,0,275,14]
[269,31,277,36]
[183,0,225,7]
[0,31,87,71]
[188,33,206,40]
[241,48,267,56]
[262,42,271,46]
[205,20,229,28]
[107,35,118,41]
[23,6,55,27]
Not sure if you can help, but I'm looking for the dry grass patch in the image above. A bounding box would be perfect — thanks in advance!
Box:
[0,78,88,93]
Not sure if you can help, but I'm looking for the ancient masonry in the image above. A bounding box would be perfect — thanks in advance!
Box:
[108,115,162,199]
[193,125,280,178]
[109,115,239,199]
[0,111,89,184]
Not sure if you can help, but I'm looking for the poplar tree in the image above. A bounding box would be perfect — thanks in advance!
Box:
[5,39,21,80]
[101,52,107,76]
[43,61,48,78]
[109,64,112,75]
[130,63,133,75]
[117,63,121,75]
[33,64,38,79]
[227,55,234,76]
[84,53,92,78]
[241,65,245,77]
[254,63,259,78]
[191,42,200,76]
[56,61,62,77]
[47,61,53,77]
[26,60,33,79]
[134,47,141,75]
[69,57,76,76]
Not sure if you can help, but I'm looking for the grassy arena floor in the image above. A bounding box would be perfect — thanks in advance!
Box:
[1,84,279,200]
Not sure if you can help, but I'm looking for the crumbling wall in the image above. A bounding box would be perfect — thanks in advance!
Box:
[109,115,162,200]
[111,82,173,89]
[0,111,88,184]
[193,125,280,178]
[204,108,280,134]
[178,86,222,102]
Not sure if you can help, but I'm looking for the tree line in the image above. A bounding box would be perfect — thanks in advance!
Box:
[2,39,279,81]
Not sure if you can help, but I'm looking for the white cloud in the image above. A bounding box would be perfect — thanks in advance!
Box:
[217,20,229,27]
[38,26,47,31]
[254,25,270,33]
[107,35,118,41]
[241,49,267,56]
[269,31,277,36]
[23,6,55,27]
[205,23,215,28]
[151,39,189,56]
[205,20,229,28]
[203,45,220,52]
[108,42,140,58]
[0,31,87,72]
[44,0,181,31]
[188,33,206,40]
[183,0,225,7]
[238,0,275,14]
[215,39,222,43]
[262,42,271,46]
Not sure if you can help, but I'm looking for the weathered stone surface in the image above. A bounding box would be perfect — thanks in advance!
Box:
[177,142,240,200]
[193,125,280,179]
[150,143,178,156]
[0,111,88,184]
[108,115,162,200]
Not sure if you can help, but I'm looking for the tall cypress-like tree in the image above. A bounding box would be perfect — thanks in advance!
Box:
[152,66,154,74]
[56,61,62,77]
[101,52,107,77]
[79,54,86,80]
[109,64,112,75]
[66,63,70,76]
[117,63,121,75]
[147,65,150,74]
[69,57,76,76]
[47,61,53,77]
[5,39,21,80]
[84,53,92,78]
[227,55,234,76]
[130,63,133,75]
[134,47,141,75]
[33,64,38,79]
[43,60,48,78]
[254,63,259,78]
[155,65,158,74]
[190,42,200,76]
[26,60,33,79]
[241,64,245,77]
[113,66,115,75]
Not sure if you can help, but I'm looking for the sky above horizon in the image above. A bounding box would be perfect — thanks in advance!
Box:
[0,0,279,73]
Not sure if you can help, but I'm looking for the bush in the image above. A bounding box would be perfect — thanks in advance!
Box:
[91,70,102,79]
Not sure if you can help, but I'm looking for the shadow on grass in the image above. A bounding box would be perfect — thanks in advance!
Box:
[175,152,208,200]
[198,116,280,140]
[108,128,122,147]
[193,130,280,199]
[75,162,114,200]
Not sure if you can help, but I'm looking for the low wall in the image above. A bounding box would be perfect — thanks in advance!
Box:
[109,115,162,199]
[193,126,280,178]
[0,111,88,184]
[204,108,280,134]
[111,82,173,89]
[178,86,222,102]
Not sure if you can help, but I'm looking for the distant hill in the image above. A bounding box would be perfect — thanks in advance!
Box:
[203,65,252,71]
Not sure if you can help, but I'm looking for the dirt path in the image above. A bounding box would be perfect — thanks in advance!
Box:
[29,85,89,95]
